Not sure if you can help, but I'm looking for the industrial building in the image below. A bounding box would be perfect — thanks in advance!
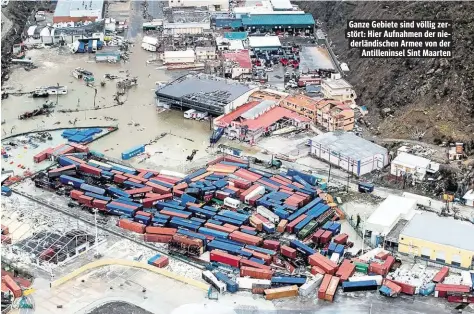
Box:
[310,132,389,176]
[163,22,211,35]
[321,78,357,107]
[53,0,104,23]
[214,100,311,144]
[163,50,196,64]
[241,14,315,34]
[248,36,281,51]
[155,74,257,115]
[222,50,252,79]
[216,36,245,51]
[390,152,431,181]
[270,0,293,10]
[168,0,229,11]
[195,46,217,61]
[365,195,417,247]
[248,89,289,103]
[398,213,474,269]
[25,21,105,45]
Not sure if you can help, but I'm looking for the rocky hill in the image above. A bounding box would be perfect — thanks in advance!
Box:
[300,1,474,143]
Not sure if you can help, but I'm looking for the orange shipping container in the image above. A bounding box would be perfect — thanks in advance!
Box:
[335,259,355,281]
[264,285,299,300]
[240,266,273,280]
[2,275,21,298]
[152,256,169,268]
[144,234,173,243]
[204,223,234,234]
[118,219,146,234]
[277,219,288,233]
[229,231,263,246]
[318,274,332,300]
[145,226,177,236]
[249,215,263,231]
[311,265,326,276]
[70,190,84,200]
[241,248,272,264]
[240,258,272,270]
[325,275,340,302]
[223,223,239,232]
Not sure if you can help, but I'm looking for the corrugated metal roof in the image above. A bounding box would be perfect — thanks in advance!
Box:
[54,0,104,17]
[224,32,248,40]
[248,36,281,48]
[270,0,292,10]
[366,195,417,235]
[240,100,275,119]
[311,132,387,161]
[241,14,315,26]
[392,152,431,168]
[244,106,310,130]
[401,213,474,252]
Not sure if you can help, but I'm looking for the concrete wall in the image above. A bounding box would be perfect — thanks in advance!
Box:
[225,88,258,113]
[398,236,474,269]
[310,142,359,175]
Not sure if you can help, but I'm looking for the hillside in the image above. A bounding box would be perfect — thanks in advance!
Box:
[300,1,474,143]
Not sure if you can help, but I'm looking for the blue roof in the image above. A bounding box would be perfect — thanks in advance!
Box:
[241,14,315,27]
[224,32,248,40]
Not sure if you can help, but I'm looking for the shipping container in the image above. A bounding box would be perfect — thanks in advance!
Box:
[215,272,239,293]
[237,277,271,290]
[432,266,449,283]
[144,233,173,243]
[80,183,106,195]
[145,226,177,235]
[385,279,416,295]
[122,145,146,160]
[264,285,299,300]
[210,250,242,268]
[281,245,297,259]
[324,275,340,302]
[336,259,356,281]
[342,280,378,292]
[271,276,307,287]
[434,284,470,298]
[117,219,145,233]
[308,253,338,275]
[229,231,263,246]
[318,274,332,300]
[59,175,85,188]
[277,219,288,233]
[240,258,272,270]
[349,275,383,286]
[290,239,315,256]
[256,206,279,224]
[2,275,22,298]
[286,214,307,233]
[263,240,280,251]
[202,270,226,293]
[79,163,102,177]
[199,227,229,239]
[299,274,324,297]
[240,266,273,280]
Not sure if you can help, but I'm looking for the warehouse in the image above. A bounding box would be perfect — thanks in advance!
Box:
[248,36,281,51]
[162,22,211,35]
[398,213,474,269]
[155,74,257,115]
[53,0,104,23]
[167,0,229,11]
[241,14,315,34]
[163,50,196,64]
[365,195,417,247]
[309,132,389,176]
[390,152,431,181]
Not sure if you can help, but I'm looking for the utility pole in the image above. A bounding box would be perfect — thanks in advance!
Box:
[93,209,101,258]
[94,88,98,108]
[328,163,332,185]
[56,83,59,106]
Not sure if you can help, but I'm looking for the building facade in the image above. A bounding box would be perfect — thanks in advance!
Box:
[390,152,431,181]
[398,213,474,269]
[163,50,196,64]
[321,78,357,107]
[195,46,217,61]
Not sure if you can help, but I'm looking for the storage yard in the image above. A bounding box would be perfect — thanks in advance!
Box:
[2,0,474,313]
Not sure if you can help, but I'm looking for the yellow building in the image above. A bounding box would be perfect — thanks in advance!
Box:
[398,213,474,269]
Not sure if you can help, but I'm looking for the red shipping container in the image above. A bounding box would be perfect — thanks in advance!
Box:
[263,240,280,251]
[240,258,272,270]
[318,274,332,300]
[1,235,12,244]
[123,173,148,183]
[136,211,152,218]
[216,191,230,201]
[447,295,474,303]
[68,142,89,152]
[142,197,161,208]
[249,216,263,231]
[223,223,239,232]
[79,164,102,177]
[311,265,326,275]
[113,175,127,184]
[156,174,183,184]
[144,234,172,243]
[277,219,287,233]
[248,195,261,207]
[152,256,169,268]
[383,255,395,272]
[240,225,256,232]
[160,209,189,219]
[137,171,147,178]
[320,230,333,244]
[232,179,251,189]
[118,219,145,234]
[286,214,307,233]
[1,225,9,235]
[432,266,449,283]
[335,259,355,280]
[257,179,279,191]
[92,199,108,210]
[241,248,272,264]
[33,151,48,163]
[376,251,390,260]
[325,276,340,302]
[369,262,387,276]
[172,235,204,248]
[229,231,263,246]
[2,275,21,298]
[145,181,171,194]
[280,246,297,259]
[111,201,138,210]
[210,250,241,268]
[205,223,234,234]
[386,279,416,295]
[240,266,273,280]
[126,187,153,196]
[435,284,471,298]
[111,170,123,175]
[78,195,93,206]
[308,253,338,275]
[274,175,293,184]
[333,233,349,245]
[128,178,142,184]
[70,190,84,200]
[383,279,402,295]
[312,229,325,243]
[173,182,188,191]
[235,169,261,181]
[173,189,184,197]
[146,226,177,235]
[67,156,86,164]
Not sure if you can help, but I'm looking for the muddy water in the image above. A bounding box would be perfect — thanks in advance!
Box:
[1,31,213,169]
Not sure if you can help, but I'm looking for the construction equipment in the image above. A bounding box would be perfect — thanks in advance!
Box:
[267,156,282,169]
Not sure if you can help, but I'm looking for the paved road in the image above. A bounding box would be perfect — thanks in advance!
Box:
[127,0,145,40]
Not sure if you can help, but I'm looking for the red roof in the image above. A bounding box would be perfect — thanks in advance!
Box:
[215,101,260,127]
[243,107,311,131]
[223,50,252,69]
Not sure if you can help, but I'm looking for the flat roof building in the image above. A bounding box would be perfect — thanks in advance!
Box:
[310,131,389,176]
[391,152,431,181]
[241,14,315,34]
[53,0,104,23]
[248,36,281,50]
[270,0,293,10]
[321,78,357,107]
[223,50,252,79]
[155,74,257,115]
[399,213,474,268]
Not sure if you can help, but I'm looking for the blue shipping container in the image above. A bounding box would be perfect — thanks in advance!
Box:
[289,239,315,256]
[59,175,84,188]
[122,145,145,160]
[271,276,307,286]
[80,183,106,195]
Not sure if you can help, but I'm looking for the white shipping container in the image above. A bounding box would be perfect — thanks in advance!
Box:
[141,43,157,52]
[224,197,241,209]
[142,36,159,46]
[330,252,340,264]
[202,271,226,293]
[256,206,280,224]
[461,271,473,288]
[299,274,323,297]
[244,186,266,203]
[184,109,196,119]
[159,170,186,178]
[349,275,383,286]
[236,277,271,290]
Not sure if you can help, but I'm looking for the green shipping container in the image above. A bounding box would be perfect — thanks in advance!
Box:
[355,262,369,274]
[298,220,318,240]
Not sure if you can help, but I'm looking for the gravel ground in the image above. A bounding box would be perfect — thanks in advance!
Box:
[87,301,153,314]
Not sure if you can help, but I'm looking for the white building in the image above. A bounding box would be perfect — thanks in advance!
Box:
[390,152,431,181]
[168,0,229,11]
[216,37,245,51]
[223,50,252,79]
[248,36,281,50]
[195,46,216,61]
[321,78,357,107]
[462,190,474,207]
[162,22,210,35]
[163,50,196,64]
[365,195,417,246]
[310,132,389,176]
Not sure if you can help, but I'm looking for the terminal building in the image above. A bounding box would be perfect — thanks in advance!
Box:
[155,74,257,115]
[53,0,104,23]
